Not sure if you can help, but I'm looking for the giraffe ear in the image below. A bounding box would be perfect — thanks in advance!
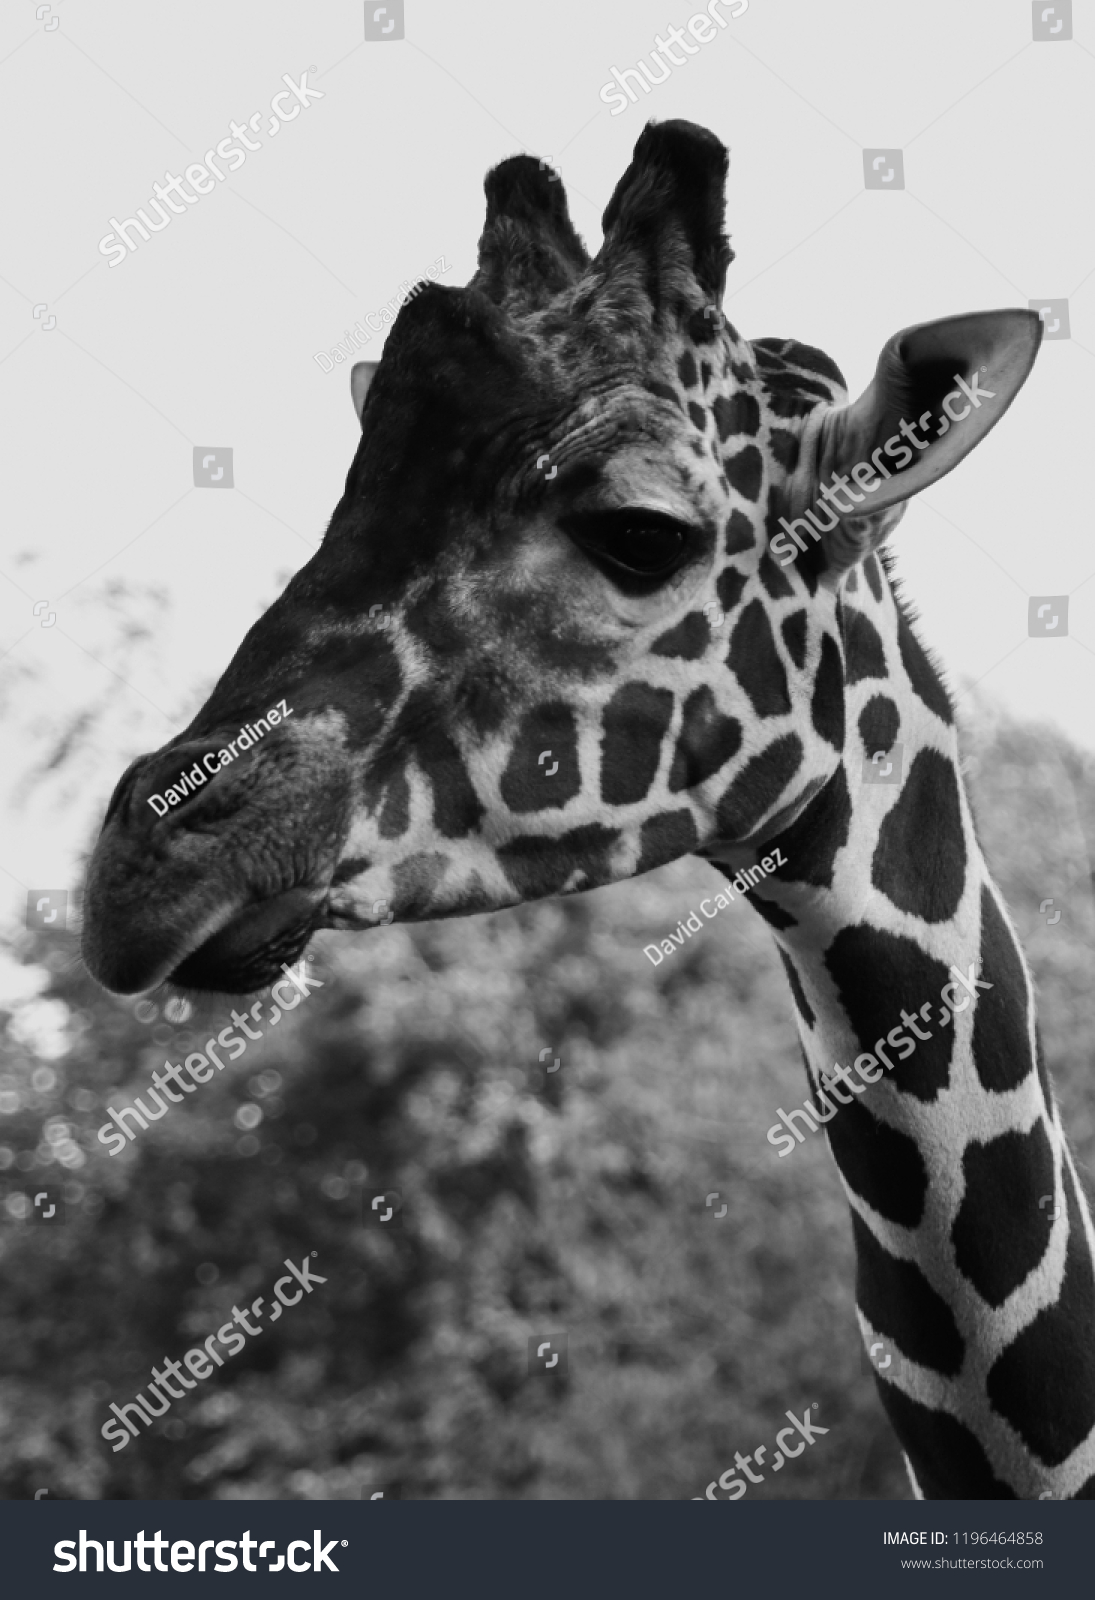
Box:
[472,154,588,306]
[596,119,733,304]
[788,310,1041,569]
[350,361,379,426]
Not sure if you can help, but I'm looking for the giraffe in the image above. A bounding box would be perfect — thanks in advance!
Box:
[82,119,1095,1500]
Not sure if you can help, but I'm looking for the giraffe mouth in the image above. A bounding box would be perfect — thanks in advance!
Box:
[163,886,331,996]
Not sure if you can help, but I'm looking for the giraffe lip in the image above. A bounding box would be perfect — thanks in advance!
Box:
[166,886,331,995]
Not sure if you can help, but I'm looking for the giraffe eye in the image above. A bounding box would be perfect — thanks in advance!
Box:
[563,510,691,584]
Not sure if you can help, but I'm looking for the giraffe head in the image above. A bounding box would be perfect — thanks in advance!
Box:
[82,121,1039,995]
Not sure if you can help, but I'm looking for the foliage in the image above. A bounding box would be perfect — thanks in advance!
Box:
[0,703,1092,1500]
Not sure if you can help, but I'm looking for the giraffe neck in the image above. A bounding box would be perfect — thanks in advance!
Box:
[745,564,1095,1499]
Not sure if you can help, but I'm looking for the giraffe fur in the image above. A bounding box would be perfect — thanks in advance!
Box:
[81,120,1095,1499]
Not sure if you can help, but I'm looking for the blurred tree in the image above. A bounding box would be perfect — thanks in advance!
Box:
[0,704,1091,1501]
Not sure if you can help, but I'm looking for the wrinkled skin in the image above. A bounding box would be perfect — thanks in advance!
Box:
[81,121,1037,996]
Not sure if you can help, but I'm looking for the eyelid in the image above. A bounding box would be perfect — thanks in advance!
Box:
[559,508,693,583]
[561,507,694,543]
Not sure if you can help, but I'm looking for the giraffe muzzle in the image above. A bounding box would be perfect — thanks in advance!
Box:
[83,725,353,994]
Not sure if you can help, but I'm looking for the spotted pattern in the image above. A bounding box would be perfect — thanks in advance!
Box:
[379,768,410,838]
[285,630,401,750]
[765,766,851,891]
[724,444,764,501]
[743,889,797,931]
[986,1162,1095,1464]
[728,601,790,718]
[858,694,900,756]
[810,634,845,750]
[94,128,1095,1505]
[412,720,485,837]
[878,1389,1017,1500]
[651,614,710,659]
[498,822,620,899]
[467,149,1093,1503]
[716,566,748,615]
[871,750,966,923]
[500,703,581,813]
[843,609,888,684]
[825,1094,928,1229]
[779,948,815,1028]
[895,603,953,724]
[951,1124,1054,1306]
[863,553,884,602]
[853,1211,964,1375]
[600,684,675,805]
[972,886,1035,1092]
[768,427,799,473]
[825,926,953,1101]
[548,267,1095,1490]
[647,380,682,411]
[668,687,742,792]
[725,509,755,554]
[712,391,760,439]
[758,551,795,601]
[716,735,803,839]
[780,610,807,670]
[637,809,697,874]
[330,855,371,886]
[391,851,450,916]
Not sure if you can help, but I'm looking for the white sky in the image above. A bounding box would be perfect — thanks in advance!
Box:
[1,0,1093,931]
